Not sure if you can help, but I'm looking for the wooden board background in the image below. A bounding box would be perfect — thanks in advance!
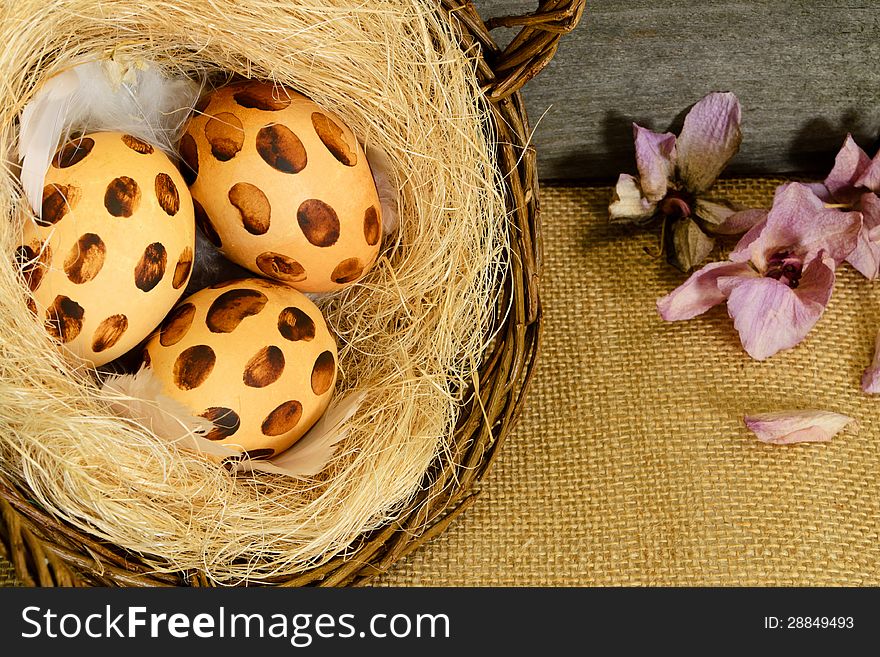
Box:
[479,1,880,182]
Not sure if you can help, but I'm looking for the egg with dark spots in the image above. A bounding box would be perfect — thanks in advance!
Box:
[180,80,382,292]
[143,278,337,455]
[18,131,195,366]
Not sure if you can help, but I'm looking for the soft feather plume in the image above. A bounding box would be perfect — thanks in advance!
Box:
[100,364,214,445]
[367,147,400,236]
[229,390,366,477]
[102,367,364,478]
[19,57,201,218]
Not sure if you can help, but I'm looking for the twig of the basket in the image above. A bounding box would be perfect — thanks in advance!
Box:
[479,0,586,101]
[1,495,79,586]
[487,6,580,31]
[0,477,179,586]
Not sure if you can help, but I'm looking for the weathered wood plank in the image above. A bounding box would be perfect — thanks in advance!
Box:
[479,1,880,181]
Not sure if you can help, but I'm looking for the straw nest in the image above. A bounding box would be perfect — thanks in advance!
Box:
[0,0,507,583]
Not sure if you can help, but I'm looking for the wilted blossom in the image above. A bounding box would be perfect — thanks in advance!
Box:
[744,409,855,445]
[609,91,760,271]
[806,134,880,279]
[808,138,880,392]
[657,183,861,360]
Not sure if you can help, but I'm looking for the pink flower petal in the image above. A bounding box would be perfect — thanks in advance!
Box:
[729,216,768,262]
[656,260,755,321]
[676,92,742,194]
[633,124,676,203]
[744,409,855,445]
[728,184,791,262]
[668,216,717,272]
[746,183,861,269]
[805,182,832,202]
[711,207,768,236]
[718,255,834,360]
[825,134,871,202]
[795,253,836,308]
[855,147,880,193]
[849,192,880,280]
[609,173,656,223]
[844,228,880,280]
[859,191,880,231]
[862,329,880,393]
[693,197,734,227]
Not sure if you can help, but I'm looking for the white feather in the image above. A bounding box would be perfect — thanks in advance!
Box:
[100,365,215,447]
[231,391,366,477]
[366,147,400,236]
[102,366,365,478]
[18,69,80,218]
[19,58,201,218]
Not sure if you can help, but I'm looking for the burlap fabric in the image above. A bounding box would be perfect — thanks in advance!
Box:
[3,180,879,586]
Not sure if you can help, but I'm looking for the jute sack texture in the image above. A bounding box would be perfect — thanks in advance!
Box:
[377,180,880,586]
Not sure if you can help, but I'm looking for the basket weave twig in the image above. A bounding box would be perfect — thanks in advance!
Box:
[0,0,584,587]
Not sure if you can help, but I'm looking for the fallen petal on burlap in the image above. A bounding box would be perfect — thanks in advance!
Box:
[675,92,742,194]
[715,183,797,246]
[744,409,855,445]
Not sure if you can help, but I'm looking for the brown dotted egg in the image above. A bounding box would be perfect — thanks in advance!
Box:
[143,278,338,455]
[18,132,196,366]
[180,80,382,293]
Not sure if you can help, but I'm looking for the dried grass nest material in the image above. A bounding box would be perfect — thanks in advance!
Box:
[0,0,508,584]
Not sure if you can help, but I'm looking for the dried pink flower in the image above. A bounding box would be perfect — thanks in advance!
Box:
[658,183,861,360]
[609,92,760,271]
[808,134,880,279]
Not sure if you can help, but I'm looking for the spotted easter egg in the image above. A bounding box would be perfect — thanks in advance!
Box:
[143,278,338,456]
[18,132,195,366]
[180,80,382,293]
